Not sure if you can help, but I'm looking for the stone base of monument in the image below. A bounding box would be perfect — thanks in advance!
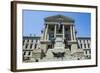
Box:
[43,48,73,61]
[45,47,73,61]
[44,37,67,60]
[40,37,85,61]
[44,48,85,61]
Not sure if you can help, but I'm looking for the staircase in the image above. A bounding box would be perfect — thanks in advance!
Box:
[44,37,73,60]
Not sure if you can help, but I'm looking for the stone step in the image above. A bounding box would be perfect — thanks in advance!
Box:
[65,49,71,55]
[45,48,71,58]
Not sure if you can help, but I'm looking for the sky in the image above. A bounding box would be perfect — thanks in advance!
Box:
[23,10,91,37]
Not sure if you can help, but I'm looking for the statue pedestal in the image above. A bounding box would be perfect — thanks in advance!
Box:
[53,37,65,52]
[46,37,66,60]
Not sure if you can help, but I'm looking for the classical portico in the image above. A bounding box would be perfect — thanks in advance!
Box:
[40,15,80,60]
[43,16,76,41]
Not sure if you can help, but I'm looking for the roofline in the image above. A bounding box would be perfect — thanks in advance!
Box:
[23,36,40,39]
[44,14,75,22]
[76,37,91,39]
[23,36,90,39]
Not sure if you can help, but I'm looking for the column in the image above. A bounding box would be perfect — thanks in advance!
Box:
[54,24,56,38]
[70,25,73,40]
[44,24,48,40]
[73,26,76,40]
[47,33,49,40]
[63,25,65,40]
[41,28,45,40]
[42,27,45,40]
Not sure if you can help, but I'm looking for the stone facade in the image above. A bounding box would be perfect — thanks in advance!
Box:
[23,15,91,62]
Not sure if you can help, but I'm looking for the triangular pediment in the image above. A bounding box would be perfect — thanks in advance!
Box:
[44,14,74,22]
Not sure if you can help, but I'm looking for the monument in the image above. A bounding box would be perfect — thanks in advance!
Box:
[40,15,83,60]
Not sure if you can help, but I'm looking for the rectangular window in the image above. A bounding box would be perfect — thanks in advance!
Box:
[25,43,28,48]
[80,40,81,43]
[34,44,37,49]
[87,40,88,43]
[80,44,82,48]
[89,50,91,54]
[85,51,87,54]
[23,40,25,45]
[30,44,33,49]
[31,40,33,43]
[78,44,80,48]
[27,39,29,43]
[28,52,31,55]
[23,52,26,55]
[84,44,86,48]
[88,44,90,48]
[36,40,38,42]
[83,40,85,43]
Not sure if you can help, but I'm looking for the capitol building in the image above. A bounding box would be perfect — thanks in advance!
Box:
[23,15,91,62]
